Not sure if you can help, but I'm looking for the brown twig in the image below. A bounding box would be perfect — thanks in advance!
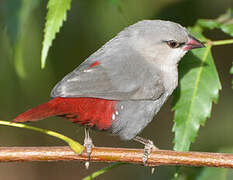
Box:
[0,146,232,168]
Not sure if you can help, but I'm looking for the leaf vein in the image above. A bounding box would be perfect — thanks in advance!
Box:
[180,46,211,150]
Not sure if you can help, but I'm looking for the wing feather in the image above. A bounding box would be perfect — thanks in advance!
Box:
[51,45,165,101]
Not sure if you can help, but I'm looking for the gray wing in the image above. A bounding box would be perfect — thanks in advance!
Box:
[51,46,165,101]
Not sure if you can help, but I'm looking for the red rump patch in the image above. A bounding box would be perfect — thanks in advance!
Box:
[14,97,117,130]
[89,61,100,68]
[57,97,116,130]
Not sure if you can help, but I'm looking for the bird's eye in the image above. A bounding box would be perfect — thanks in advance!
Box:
[167,40,180,48]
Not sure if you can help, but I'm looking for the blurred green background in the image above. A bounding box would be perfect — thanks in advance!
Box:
[0,0,232,179]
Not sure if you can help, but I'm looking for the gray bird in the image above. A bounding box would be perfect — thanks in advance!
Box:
[14,20,204,165]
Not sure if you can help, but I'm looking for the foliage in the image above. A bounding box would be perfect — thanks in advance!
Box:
[41,0,72,68]
[197,8,233,37]
[172,9,233,152]
[172,29,221,151]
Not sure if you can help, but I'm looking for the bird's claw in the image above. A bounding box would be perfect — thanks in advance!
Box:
[142,139,155,165]
[84,127,94,169]
[84,138,93,155]
[142,140,158,174]
[133,136,159,173]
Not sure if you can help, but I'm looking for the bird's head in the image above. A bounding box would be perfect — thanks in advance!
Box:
[121,20,204,66]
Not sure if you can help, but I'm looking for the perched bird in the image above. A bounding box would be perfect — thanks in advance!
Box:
[13,20,204,165]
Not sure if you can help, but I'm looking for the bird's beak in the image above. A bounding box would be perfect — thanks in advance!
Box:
[184,35,205,50]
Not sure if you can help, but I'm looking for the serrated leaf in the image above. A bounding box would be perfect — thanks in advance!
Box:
[41,0,72,68]
[196,148,233,180]
[172,29,221,151]
[197,8,233,36]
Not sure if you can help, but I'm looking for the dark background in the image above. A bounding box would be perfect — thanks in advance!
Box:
[0,0,232,179]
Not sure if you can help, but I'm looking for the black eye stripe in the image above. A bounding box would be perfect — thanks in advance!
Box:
[178,42,186,47]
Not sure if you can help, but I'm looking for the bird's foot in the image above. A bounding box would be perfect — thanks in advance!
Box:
[84,127,94,169]
[133,136,159,173]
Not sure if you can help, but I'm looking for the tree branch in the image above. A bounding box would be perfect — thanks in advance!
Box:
[0,146,233,168]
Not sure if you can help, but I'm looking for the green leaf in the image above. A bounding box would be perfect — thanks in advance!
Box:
[82,163,125,180]
[197,8,233,36]
[172,29,221,151]
[0,120,84,154]
[41,0,72,68]
[197,19,221,30]
[196,148,233,180]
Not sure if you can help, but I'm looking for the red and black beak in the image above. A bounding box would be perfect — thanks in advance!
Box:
[184,35,205,50]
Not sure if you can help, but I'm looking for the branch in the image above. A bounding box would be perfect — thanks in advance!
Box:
[0,146,233,168]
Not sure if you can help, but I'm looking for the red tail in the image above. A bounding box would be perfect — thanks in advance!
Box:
[13,98,65,122]
[13,97,117,130]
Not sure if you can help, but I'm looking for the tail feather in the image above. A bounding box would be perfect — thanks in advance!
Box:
[13,97,116,130]
[13,98,63,122]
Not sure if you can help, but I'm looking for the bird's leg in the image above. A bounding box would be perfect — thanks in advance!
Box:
[84,127,94,169]
[133,136,159,167]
